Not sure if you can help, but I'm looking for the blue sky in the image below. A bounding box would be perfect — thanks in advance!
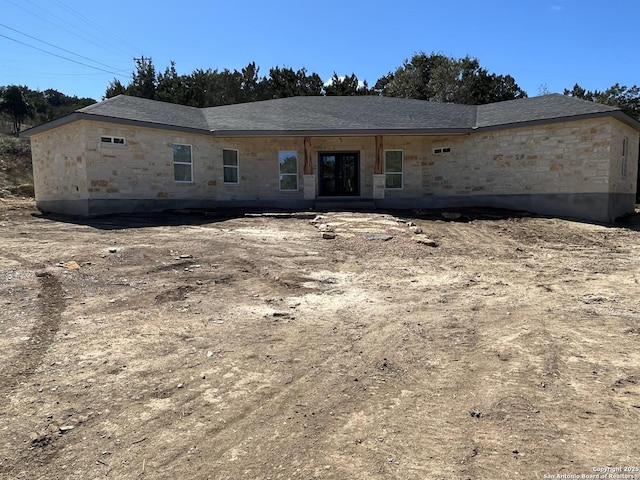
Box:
[1,0,638,101]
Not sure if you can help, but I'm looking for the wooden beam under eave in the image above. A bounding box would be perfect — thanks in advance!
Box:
[303,136,313,175]
[374,135,384,174]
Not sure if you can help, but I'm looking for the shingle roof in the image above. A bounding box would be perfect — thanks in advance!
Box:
[21,92,640,137]
[202,96,477,133]
[476,94,621,128]
[78,94,209,131]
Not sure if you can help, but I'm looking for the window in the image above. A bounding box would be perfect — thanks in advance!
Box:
[433,147,450,154]
[384,150,403,189]
[621,136,628,177]
[223,149,239,184]
[101,136,125,145]
[173,144,192,182]
[278,151,298,190]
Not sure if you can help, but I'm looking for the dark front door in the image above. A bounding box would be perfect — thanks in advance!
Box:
[318,152,359,196]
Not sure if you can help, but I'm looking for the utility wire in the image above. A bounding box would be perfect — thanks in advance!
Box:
[0,64,123,76]
[50,0,139,53]
[20,0,134,56]
[5,0,133,58]
[0,23,130,73]
[0,32,129,76]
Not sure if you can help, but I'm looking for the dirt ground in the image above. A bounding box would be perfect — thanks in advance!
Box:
[1,199,639,480]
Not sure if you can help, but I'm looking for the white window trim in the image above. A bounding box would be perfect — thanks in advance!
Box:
[433,147,451,155]
[223,148,240,185]
[100,136,126,146]
[621,136,628,177]
[384,149,403,189]
[278,150,299,191]
[173,143,193,183]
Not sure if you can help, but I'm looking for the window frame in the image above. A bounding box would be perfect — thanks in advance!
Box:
[384,149,404,189]
[172,143,193,183]
[433,147,451,155]
[278,150,299,191]
[101,135,126,146]
[621,136,628,177]
[223,148,239,184]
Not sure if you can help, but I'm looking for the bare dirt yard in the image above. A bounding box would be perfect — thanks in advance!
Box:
[1,199,639,480]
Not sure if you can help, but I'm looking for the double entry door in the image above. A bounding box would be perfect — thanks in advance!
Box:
[318,152,360,196]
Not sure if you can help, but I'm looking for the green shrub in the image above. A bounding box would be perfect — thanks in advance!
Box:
[0,134,32,190]
[0,135,31,156]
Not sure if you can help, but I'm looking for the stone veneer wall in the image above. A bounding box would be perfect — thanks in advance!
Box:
[79,123,380,204]
[380,118,638,221]
[30,122,89,215]
[30,116,638,220]
[81,123,339,203]
[423,119,615,196]
[608,120,639,194]
[85,123,216,201]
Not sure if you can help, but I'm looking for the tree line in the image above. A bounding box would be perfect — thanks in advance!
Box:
[2,51,639,136]
[0,85,95,135]
[563,83,640,122]
[104,53,528,107]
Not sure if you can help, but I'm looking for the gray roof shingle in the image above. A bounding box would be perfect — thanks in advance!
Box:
[476,93,620,128]
[22,92,640,137]
[202,96,477,133]
[78,94,209,131]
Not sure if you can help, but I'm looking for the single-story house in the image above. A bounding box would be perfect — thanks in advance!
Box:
[21,93,640,222]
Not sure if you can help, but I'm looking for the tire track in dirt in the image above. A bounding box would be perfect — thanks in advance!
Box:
[141,302,410,477]
[150,293,470,479]
[0,261,67,479]
[150,340,354,475]
[0,253,66,395]
[450,301,572,479]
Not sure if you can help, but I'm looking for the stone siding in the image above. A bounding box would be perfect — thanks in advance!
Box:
[31,122,88,203]
[84,123,215,201]
[29,115,639,220]
[423,119,619,196]
[80,124,367,202]
[72,124,382,202]
[608,119,639,194]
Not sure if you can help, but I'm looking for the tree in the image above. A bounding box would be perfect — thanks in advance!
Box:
[105,56,158,100]
[373,72,394,96]
[105,79,127,99]
[324,72,373,96]
[182,68,207,107]
[105,59,378,106]
[485,74,527,103]
[182,68,243,107]
[239,62,268,103]
[156,61,188,105]
[267,67,323,98]
[377,52,453,100]
[563,83,596,101]
[212,69,244,106]
[0,85,33,135]
[129,56,157,99]
[597,84,640,120]
[1,85,95,128]
[377,52,526,104]
[564,82,640,121]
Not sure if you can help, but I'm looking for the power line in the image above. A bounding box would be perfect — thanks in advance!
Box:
[50,0,139,53]
[5,0,133,58]
[0,64,124,76]
[0,23,130,73]
[0,32,129,77]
